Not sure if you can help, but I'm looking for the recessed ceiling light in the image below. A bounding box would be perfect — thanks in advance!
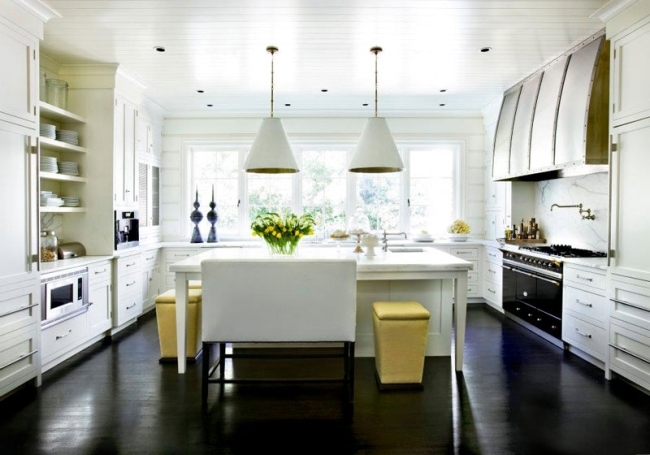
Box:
[285,103,291,107]
[207,104,213,107]
[480,47,491,53]
[439,103,446,107]
[362,103,368,106]
[197,90,204,93]
[440,89,447,92]
[154,46,166,52]
[321,89,328,92]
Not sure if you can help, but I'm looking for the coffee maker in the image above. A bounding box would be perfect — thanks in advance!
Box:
[114,210,139,250]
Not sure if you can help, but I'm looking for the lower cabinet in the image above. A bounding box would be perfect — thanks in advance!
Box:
[41,310,88,371]
[113,252,143,328]
[446,246,481,298]
[141,248,161,312]
[608,274,650,391]
[483,246,503,310]
[88,261,112,339]
[562,264,608,366]
[163,247,202,291]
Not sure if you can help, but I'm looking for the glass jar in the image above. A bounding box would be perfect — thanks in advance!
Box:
[40,230,58,262]
[46,79,68,110]
[39,70,47,102]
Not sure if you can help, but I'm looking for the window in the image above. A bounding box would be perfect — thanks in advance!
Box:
[183,141,462,239]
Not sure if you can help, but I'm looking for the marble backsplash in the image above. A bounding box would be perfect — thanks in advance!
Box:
[534,172,609,252]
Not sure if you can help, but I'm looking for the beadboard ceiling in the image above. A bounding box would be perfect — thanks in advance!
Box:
[39,0,608,117]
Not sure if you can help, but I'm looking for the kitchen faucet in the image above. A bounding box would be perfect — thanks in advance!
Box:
[550,203,595,220]
[382,230,408,252]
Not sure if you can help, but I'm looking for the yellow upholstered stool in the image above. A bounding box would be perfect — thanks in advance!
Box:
[372,301,431,389]
[155,288,203,362]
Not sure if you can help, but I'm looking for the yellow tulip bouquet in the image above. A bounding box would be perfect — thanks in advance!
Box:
[251,212,315,255]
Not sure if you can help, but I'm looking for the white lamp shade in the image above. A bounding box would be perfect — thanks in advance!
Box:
[243,117,299,173]
[348,117,404,173]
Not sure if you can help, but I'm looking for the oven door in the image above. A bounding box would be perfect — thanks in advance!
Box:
[502,263,563,338]
[45,276,79,321]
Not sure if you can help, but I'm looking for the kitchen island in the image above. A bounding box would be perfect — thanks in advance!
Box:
[170,247,473,374]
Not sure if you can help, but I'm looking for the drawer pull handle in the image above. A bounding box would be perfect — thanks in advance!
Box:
[489,253,497,258]
[574,328,592,338]
[56,329,72,340]
[527,313,533,317]
[126,262,136,267]
[174,254,191,257]
[146,256,155,261]
[576,299,593,308]
[575,274,593,282]
[0,349,38,371]
[88,301,94,307]
[610,298,650,314]
[536,317,542,322]
[126,303,136,310]
[487,288,496,294]
[489,270,496,274]
[0,303,39,318]
[456,251,471,255]
[94,269,107,275]
[609,343,650,365]
[126,281,136,287]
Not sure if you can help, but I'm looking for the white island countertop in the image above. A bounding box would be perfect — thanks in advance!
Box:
[170,246,473,374]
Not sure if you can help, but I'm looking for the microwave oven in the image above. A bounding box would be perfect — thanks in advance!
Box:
[41,267,89,326]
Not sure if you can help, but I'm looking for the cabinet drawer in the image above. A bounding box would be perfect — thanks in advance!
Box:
[114,295,142,327]
[467,284,479,296]
[484,247,502,264]
[117,271,141,298]
[468,272,478,284]
[609,320,650,390]
[0,325,39,396]
[88,261,112,284]
[564,266,605,291]
[483,260,501,284]
[562,313,606,361]
[609,277,650,332]
[449,248,479,260]
[563,285,607,324]
[483,281,503,305]
[164,248,200,262]
[141,249,160,267]
[117,255,141,276]
[41,311,87,363]
[0,286,40,337]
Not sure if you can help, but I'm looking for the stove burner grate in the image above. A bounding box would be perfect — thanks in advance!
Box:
[520,244,606,258]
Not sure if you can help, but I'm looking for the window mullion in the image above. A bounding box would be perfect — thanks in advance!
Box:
[238,148,248,235]
[401,148,410,233]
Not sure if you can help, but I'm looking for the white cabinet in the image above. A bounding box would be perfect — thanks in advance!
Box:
[113,252,142,328]
[113,96,138,207]
[87,261,112,338]
[136,113,154,156]
[163,248,202,291]
[562,264,608,365]
[0,278,40,397]
[611,16,650,127]
[141,249,161,312]
[0,20,37,129]
[483,246,503,310]
[41,310,87,369]
[448,246,480,298]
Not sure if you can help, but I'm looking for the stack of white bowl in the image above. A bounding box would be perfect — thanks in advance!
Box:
[40,156,58,173]
[55,130,79,145]
[58,161,79,176]
[61,197,80,207]
[40,123,56,139]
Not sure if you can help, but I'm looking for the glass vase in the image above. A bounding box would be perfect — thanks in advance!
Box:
[266,239,300,257]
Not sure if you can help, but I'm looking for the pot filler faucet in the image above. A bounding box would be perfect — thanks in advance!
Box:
[382,230,408,252]
[550,203,596,220]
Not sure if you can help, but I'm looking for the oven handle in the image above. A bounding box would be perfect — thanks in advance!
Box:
[501,265,561,287]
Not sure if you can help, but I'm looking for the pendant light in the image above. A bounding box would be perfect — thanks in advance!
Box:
[349,46,404,173]
[243,46,299,174]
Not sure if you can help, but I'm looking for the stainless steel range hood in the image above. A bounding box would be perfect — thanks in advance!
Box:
[492,31,609,182]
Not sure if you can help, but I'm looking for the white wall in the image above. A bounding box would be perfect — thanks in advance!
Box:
[162,116,485,241]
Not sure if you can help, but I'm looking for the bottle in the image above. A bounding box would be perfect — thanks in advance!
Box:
[512,225,517,240]
[519,219,525,239]
[40,230,58,262]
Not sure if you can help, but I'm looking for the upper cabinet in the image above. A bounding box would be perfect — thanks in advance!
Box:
[0,22,37,129]
[492,33,609,181]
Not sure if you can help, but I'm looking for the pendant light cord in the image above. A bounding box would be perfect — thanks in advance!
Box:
[371,46,382,118]
[267,46,278,118]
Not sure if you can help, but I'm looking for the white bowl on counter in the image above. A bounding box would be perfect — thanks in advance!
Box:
[447,234,470,242]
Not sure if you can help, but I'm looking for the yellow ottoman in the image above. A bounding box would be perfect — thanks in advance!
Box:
[155,288,203,363]
[372,301,431,389]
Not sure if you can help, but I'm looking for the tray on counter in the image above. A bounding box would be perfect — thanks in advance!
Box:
[503,239,546,245]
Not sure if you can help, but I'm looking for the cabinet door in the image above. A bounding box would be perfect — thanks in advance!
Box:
[113,99,125,205]
[610,118,650,281]
[135,114,149,155]
[612,19,650,127]
[0,22,37,128]
[88,281,112,338]
[113,98,137,206]
[492,88,521,179]
[0,125,37,283]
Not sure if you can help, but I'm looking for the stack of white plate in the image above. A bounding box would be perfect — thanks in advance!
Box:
[58,161,79,176]
[40,192,64,207]
[40,156,58,173]
[61,197,80,207]
[40,123,56,139]
[56,130,79,145]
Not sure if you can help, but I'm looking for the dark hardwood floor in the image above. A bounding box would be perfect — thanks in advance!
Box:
[2,306,650,455]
